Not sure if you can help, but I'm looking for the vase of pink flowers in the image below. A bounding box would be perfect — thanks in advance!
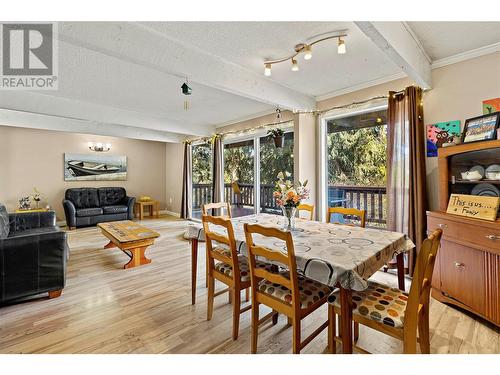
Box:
[273,172,310,231]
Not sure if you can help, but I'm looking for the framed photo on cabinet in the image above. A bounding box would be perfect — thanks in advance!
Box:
[461,112,500,144]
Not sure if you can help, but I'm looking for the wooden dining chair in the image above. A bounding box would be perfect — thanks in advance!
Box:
[297,203,314,220]
[243,223,332,354]
[202,201,232,218]
[326,207,366,228]
[327,228,443,354]
[202,215,274,340]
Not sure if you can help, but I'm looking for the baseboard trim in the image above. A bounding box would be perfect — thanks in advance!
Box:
[56,210,181,228]
[161,210,181,218]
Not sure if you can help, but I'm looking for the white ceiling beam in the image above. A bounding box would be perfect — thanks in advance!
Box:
[0,109,184,143]
[354,22,432,89]
[0,90,211,138]
[56,22,316,111]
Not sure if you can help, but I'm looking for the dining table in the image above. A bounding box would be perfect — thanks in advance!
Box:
[185,213,414,354]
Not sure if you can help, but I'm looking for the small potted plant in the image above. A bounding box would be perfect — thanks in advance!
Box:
[267,128,285,148]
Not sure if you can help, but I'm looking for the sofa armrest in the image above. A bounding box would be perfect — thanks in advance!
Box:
[8,211,56,233]
[62,200,77,228]
[0,230,68,302]
[124,196,136,220]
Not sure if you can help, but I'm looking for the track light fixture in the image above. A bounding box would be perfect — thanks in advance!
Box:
[263,30,347,76]
[303,45,312,60]
[264,63,272,76]
[337,37,346,54]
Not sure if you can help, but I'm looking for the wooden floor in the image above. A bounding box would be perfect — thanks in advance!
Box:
[0,216,498,354]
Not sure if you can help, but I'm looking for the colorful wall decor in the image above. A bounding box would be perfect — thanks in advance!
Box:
[426,120,461,157]
[483,98,500,114]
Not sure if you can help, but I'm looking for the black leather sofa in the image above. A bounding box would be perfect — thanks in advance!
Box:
[62,187,135,229]
[0,204,68,304]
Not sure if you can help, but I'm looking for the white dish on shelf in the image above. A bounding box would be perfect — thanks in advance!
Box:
[486,172,500,180]
[485,165,500,180]
[461,170,483,181]
[470,165,485,178]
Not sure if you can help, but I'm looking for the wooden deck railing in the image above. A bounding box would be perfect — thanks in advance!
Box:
[192,183,387,226]
[329,185,387,226]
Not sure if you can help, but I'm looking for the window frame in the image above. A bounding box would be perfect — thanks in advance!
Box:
[222,121,294,215]
[318,102,388,222]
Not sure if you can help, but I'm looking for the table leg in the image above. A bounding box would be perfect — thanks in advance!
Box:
[124,246,151,269]
[339,286,353,354]
[191,239,198,305]
[396,253,405,291]
[155,202,159,218]
[140,205,144,220]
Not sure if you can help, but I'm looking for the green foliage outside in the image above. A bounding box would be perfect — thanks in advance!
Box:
[192,142,212,184]
[327,125,387,187]
[223,142,255,184]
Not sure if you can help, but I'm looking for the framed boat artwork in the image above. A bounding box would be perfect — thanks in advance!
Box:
[64,153,127,181]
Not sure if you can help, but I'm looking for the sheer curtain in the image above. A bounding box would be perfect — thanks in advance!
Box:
[180,142,192,220]
[387,86,427,275]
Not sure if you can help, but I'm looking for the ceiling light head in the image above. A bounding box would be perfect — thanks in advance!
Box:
[337,37,346,54]
[264,63,272,76]
[303,45,312,60]
[291,58,299,72]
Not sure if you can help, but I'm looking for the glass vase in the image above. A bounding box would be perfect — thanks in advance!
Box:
[281,206,296,231]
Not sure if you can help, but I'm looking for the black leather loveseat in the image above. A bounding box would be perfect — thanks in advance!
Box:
[62,187,135,229]
[0,204,68,304]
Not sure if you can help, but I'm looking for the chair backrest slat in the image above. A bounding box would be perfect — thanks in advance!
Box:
[202,202,232,218]
[202,214,239,275]
[297,204,314,220]
[244,223,300,310]
[404,229,442,336]
[327,207,366,227]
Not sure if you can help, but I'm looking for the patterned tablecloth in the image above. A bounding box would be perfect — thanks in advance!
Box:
[185,213,414,291]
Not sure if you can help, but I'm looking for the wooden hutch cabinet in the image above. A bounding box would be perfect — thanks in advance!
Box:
[427,140,500,326]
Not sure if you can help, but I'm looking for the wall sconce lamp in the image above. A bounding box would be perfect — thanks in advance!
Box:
[88,142,111,152]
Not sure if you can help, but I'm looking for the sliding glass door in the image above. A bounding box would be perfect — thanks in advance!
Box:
[259,132,294,214]
[325,107,388,227]
[222,129,294,218]
[223,139,255,218]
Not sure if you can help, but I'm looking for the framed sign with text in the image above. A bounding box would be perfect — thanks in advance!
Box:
[446,194,500,222]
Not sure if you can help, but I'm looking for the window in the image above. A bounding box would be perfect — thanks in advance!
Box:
[223,139,255,218]
[222,126,294,218]
[259,132,294,214]
[324,108,388,228]
[191,142,212,220]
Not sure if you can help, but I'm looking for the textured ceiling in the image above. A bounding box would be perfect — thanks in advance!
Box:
[3,21,499,140]
[407,22,500,60]
[140,22,403,97]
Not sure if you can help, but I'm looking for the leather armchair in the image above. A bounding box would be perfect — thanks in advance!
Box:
[0,209,68,304]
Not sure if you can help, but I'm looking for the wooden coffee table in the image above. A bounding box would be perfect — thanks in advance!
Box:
[97,221,160,269]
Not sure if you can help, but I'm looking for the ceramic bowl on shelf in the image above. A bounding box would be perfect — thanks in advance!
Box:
[485,165,500,180]
[460,170,483,181]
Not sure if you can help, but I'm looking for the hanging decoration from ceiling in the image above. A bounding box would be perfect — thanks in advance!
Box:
[263,30,348,76]
[181,78,192,111]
